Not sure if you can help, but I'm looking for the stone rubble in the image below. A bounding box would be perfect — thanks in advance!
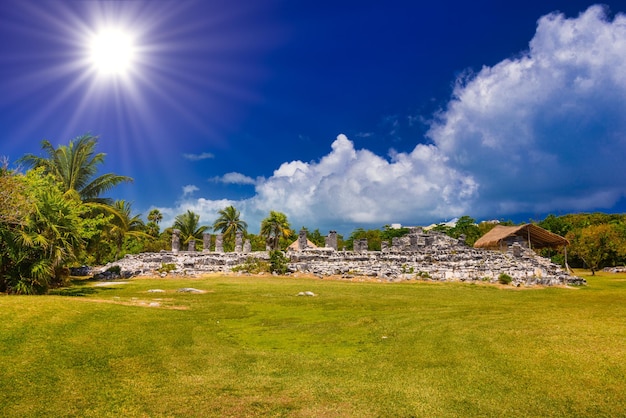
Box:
[95,229,585,286]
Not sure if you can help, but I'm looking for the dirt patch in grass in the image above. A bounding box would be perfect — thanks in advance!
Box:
[71,297,190,310]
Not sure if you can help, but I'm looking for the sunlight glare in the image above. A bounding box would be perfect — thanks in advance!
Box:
[89,29,135,76]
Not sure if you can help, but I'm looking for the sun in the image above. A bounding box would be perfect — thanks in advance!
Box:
[89,28,136,76]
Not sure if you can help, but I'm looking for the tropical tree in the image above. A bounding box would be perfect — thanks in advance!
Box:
[146,208,163,237]
[1,168,87,293]
[260,211,292,250]
[148,208,163,224]
[448,215,481,246]
[567,223,626,275]
[18,134,132,203]
[344,228,382,251]
[0,160,32,228]
[213,205,247,248]
[381,225,411,242]
[107,200,149,259]
[173,210,209,247]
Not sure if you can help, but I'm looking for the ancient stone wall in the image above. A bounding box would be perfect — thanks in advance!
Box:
[99,229,585,286]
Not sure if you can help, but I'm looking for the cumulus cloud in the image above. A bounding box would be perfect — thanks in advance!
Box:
[248,134,476,227]
[427,5,626,216]
[159,5,626,233]
[182,152,214,161]
[209,172,258,185]
[160,134,476,231]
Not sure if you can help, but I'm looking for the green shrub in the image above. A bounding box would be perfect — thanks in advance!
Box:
[498,273,513,285]
[157,263,176,274]
[107,265,121,275]
[269,250,289,275]
[232,257,270,274]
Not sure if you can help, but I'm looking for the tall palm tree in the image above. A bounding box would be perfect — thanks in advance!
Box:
[260,211,292,250]
[147,209,163,224]
[173,210,209,246]
[18,134,132,203]
[146,208,163,237]
[107,200,149,259]
[213,205,247,245]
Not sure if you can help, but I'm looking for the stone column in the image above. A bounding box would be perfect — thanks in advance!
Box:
[215,234,224,253]
[457,234,466,245]
[203,233,211,252]
[243,239,251,254]
[391,237,401,251]
[355,238,368,253]
[325,230,338,250]
[188,239,196,252]
[172,229,181,254]
[381,241,389,252]
[298,229,308,251]
[235,231,243,253]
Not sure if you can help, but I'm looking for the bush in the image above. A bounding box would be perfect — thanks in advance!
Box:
[401,264,415,274]
[498,273,513,285]
[157,263,176,274]
[269,250,289,275]
[107,265,121,275]
[232,257,270,274]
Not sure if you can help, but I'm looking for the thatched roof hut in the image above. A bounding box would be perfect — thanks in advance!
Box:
[473,224,568,250]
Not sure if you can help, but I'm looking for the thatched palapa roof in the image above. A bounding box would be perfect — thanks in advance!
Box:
[473,224,569,250]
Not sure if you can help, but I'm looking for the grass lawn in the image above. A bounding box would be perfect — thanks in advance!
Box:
[1,271,625,417]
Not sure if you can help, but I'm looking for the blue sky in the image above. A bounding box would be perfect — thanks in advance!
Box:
[2,1,626,234]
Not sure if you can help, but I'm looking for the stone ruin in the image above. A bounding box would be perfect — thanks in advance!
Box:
[99,227,585,286]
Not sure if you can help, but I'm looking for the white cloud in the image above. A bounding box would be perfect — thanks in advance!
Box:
[159,134,477,232]
[427,5,626,217]
[182,152,214,161]
[250,134,477,227]
[182,184,199,196]
[157,5,626,233]
[209,172,258,185]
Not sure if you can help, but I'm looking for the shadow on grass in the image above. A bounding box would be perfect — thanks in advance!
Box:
[50,277,124,297]
[51,287,101,297]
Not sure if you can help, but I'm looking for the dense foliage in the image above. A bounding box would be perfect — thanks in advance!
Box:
[538,213,626,274]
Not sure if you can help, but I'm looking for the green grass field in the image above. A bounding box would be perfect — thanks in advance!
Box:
[1,271,625,417]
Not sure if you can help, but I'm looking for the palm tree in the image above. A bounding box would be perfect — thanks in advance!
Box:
[173,210,209,246]
[146,208,163,237]
[18,134,132,203]
[147,209,163,224]
[107,200,149,259]
[213,205,247,246]
[260,211,292,250]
